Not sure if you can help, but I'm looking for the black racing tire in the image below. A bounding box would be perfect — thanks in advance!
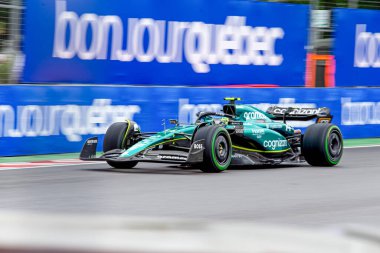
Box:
[302,123,343,166]
[193,126,232,173]
[103,122,138,169]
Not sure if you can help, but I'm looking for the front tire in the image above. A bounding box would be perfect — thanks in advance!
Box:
[193,126,232,173]
[103,122,138,169]
[302,124,343,166]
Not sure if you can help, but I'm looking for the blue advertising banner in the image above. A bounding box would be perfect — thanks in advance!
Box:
[1,85,380,156]
[22,0,309,86]
[334,8,380,86]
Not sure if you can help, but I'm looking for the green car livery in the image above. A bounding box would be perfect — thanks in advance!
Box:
[80,98,343,172]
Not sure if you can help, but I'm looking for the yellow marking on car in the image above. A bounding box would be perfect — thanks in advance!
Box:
[122,119,131,148]
[224,97,241,101]
[232,145,291,153]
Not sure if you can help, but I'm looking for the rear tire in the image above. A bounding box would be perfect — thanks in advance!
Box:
[103,122,138,169]
[193,126,232,173]
[302,124,343,166]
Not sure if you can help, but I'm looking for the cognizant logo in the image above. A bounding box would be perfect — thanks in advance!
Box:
[263,140,288,150]
[354,24,380,68]
[53,0,285,73]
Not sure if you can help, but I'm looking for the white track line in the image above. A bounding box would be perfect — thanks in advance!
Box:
[0,161,103,171]
[345,145,380,149]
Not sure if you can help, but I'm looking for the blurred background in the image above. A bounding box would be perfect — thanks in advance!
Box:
[0,0,379,155]
[1,1,380,252]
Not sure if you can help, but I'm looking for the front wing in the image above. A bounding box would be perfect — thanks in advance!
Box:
[79,137,206,164]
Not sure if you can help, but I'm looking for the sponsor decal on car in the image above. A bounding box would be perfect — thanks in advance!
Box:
[235,126,244,134]
[244,111,267,120]
[272,107,323,115]
[267,123,283,129]
[232,153,245,159]
[104,154,121,158]
[193,143,204,149]
[317,118,331,123]
[230,121,243,126]
[263,139,288,150]
[251,129,265,138]
[285,125,294,132]
[157,155,187,161]
[265,124,293,133]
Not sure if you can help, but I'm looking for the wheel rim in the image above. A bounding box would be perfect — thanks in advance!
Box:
[327,130,342,161]
[214,135,229,164]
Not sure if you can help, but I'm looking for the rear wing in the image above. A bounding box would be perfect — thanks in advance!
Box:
[266,106,333,123]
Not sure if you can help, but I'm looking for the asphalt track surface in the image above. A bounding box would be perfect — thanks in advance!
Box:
[0,147,379,228]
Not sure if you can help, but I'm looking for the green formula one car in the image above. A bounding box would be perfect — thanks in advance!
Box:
[80,98,343,172]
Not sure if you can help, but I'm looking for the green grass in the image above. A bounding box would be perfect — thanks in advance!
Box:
[344,138,380,147]
[0,153,80,163]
